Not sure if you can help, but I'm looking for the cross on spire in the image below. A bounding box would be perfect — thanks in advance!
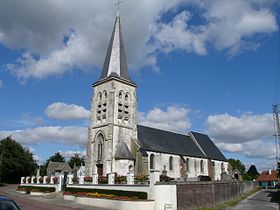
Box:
[114,0,123,14]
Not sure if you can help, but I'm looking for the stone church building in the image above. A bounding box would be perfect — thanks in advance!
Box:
[85,13,229,181]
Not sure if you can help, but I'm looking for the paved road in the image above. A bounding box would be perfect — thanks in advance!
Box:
[229,189,279,210]
[0,184,114,210]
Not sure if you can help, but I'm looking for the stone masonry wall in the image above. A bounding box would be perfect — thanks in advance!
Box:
[177,181,258,210]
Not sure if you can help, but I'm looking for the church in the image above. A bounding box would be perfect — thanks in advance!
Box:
[85,12,229,181]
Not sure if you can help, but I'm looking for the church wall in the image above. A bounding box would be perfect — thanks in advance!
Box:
[146,151,209,179]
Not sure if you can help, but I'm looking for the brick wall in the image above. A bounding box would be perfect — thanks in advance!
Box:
[177,181,258,210]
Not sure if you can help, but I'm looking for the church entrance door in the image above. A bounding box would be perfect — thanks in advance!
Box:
[96,164,103,177]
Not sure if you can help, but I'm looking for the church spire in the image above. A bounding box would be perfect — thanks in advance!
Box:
[98,13,132,83]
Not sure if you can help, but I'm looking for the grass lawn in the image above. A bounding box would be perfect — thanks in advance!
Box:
[195,187,261,210]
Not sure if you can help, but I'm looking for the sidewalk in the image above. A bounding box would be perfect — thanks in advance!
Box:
[2,185,114,210]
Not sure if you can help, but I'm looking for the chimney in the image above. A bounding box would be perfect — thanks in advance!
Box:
[268,169,272,175]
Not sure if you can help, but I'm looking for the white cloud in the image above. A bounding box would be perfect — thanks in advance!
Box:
[0,126,87,146]
[206,113,274,143]
[138,105,191,133]
[0,0,277,80]
[45,102,90,120]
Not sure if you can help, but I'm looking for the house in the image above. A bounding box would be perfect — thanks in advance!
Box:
[47,161,72,176]
[256,169,279,187]
[85,13,229,181]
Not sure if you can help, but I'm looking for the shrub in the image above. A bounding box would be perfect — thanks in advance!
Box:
[38,177,43,183]
[64,187,147,200]
[32,177,37,183]
[160,175,174,182]
[115,176,127,184]
[53,177,58,184]
[46,177,51,183]
[72,177,79,183]
[84,176,92,182]
[135,175,149,182]
[27,177,31,183]
[17,186,56,193]
[98,176,108,184]
[22,178,26,183]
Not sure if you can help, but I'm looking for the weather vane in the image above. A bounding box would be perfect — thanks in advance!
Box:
[114,0,124,11]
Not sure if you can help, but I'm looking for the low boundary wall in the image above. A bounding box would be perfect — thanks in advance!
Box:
[177,181,258,210]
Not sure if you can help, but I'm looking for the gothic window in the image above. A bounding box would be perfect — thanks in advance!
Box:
[221,162,224,173]
[186,158,189,172]
[118,91,124,120]
[150,154,155,169]
[101,91,107,120]
[200,160,204,172]
[97,134,104,161]
[169,156,173,171]
[96,92,102,121]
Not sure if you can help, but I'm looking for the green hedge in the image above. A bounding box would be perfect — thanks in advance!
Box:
[65,187,147,200]
[17,186,56,193]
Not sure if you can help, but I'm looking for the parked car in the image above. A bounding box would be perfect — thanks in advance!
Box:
[0,195,20,210]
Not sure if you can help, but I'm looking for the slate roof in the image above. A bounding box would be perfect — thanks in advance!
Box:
[47,161,72,173]
[115,142,135,160]
[96,14,134,85]
[256,170,279,182]
[190,131,227,162]
[137,125,206,158]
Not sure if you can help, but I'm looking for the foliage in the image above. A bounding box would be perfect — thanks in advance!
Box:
[98,176,108,184]
[115,176,127,184]
[40,152,65,176]
[64,187,148,200]
[72,177,79,183]
[246,165,259,180]
[160,175,174,182]
[135,175,149,182]
[17,186,56,193]
[228,159,246,175]
[38,177,43,183]
[0,136,37,183]
[46,177,51,183]
[52,176,58,184]
[84,176,92,182]
[68,153,85,168]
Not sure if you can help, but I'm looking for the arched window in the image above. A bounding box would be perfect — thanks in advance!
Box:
[97,134,104,161]
[186,158,189,172]
[221,162,224,173]
[150,154,155,169]
[169,156,173,171]
[200,160,204,172]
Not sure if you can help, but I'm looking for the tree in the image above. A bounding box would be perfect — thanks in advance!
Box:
[228,158,246,175]
[68,153,85,168]
[0,136,37,183]
[40,152,65,176]
[247,165,259,180]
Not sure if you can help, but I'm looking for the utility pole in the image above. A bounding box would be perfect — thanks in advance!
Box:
[273,104,280,166]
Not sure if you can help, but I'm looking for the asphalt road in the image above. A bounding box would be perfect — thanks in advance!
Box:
[0,184,113,210]
[229,189,279,210]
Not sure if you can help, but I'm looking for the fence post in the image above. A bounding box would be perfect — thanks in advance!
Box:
[108,173,115,184]
[20,177,25,184]
[127,171,134,185]
[92,174,98,184]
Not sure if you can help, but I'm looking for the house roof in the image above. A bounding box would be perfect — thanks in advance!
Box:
[137,125,207,158]
[47,161,72,172]
[256,170,279,182]
[190,131,228,162]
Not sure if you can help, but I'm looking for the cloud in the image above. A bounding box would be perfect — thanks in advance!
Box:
[45,102,90,120]
[138,105,191,133]
[206,112,274,143]
[0,126,87,146]
[217,139,275,159]
[152,0,278,56]
[0,0,277,80]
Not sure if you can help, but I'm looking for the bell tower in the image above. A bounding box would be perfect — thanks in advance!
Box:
[86,12,137,176]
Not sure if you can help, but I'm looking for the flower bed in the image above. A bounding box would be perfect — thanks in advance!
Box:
[64,187,147,200]
[17,186,56,193]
